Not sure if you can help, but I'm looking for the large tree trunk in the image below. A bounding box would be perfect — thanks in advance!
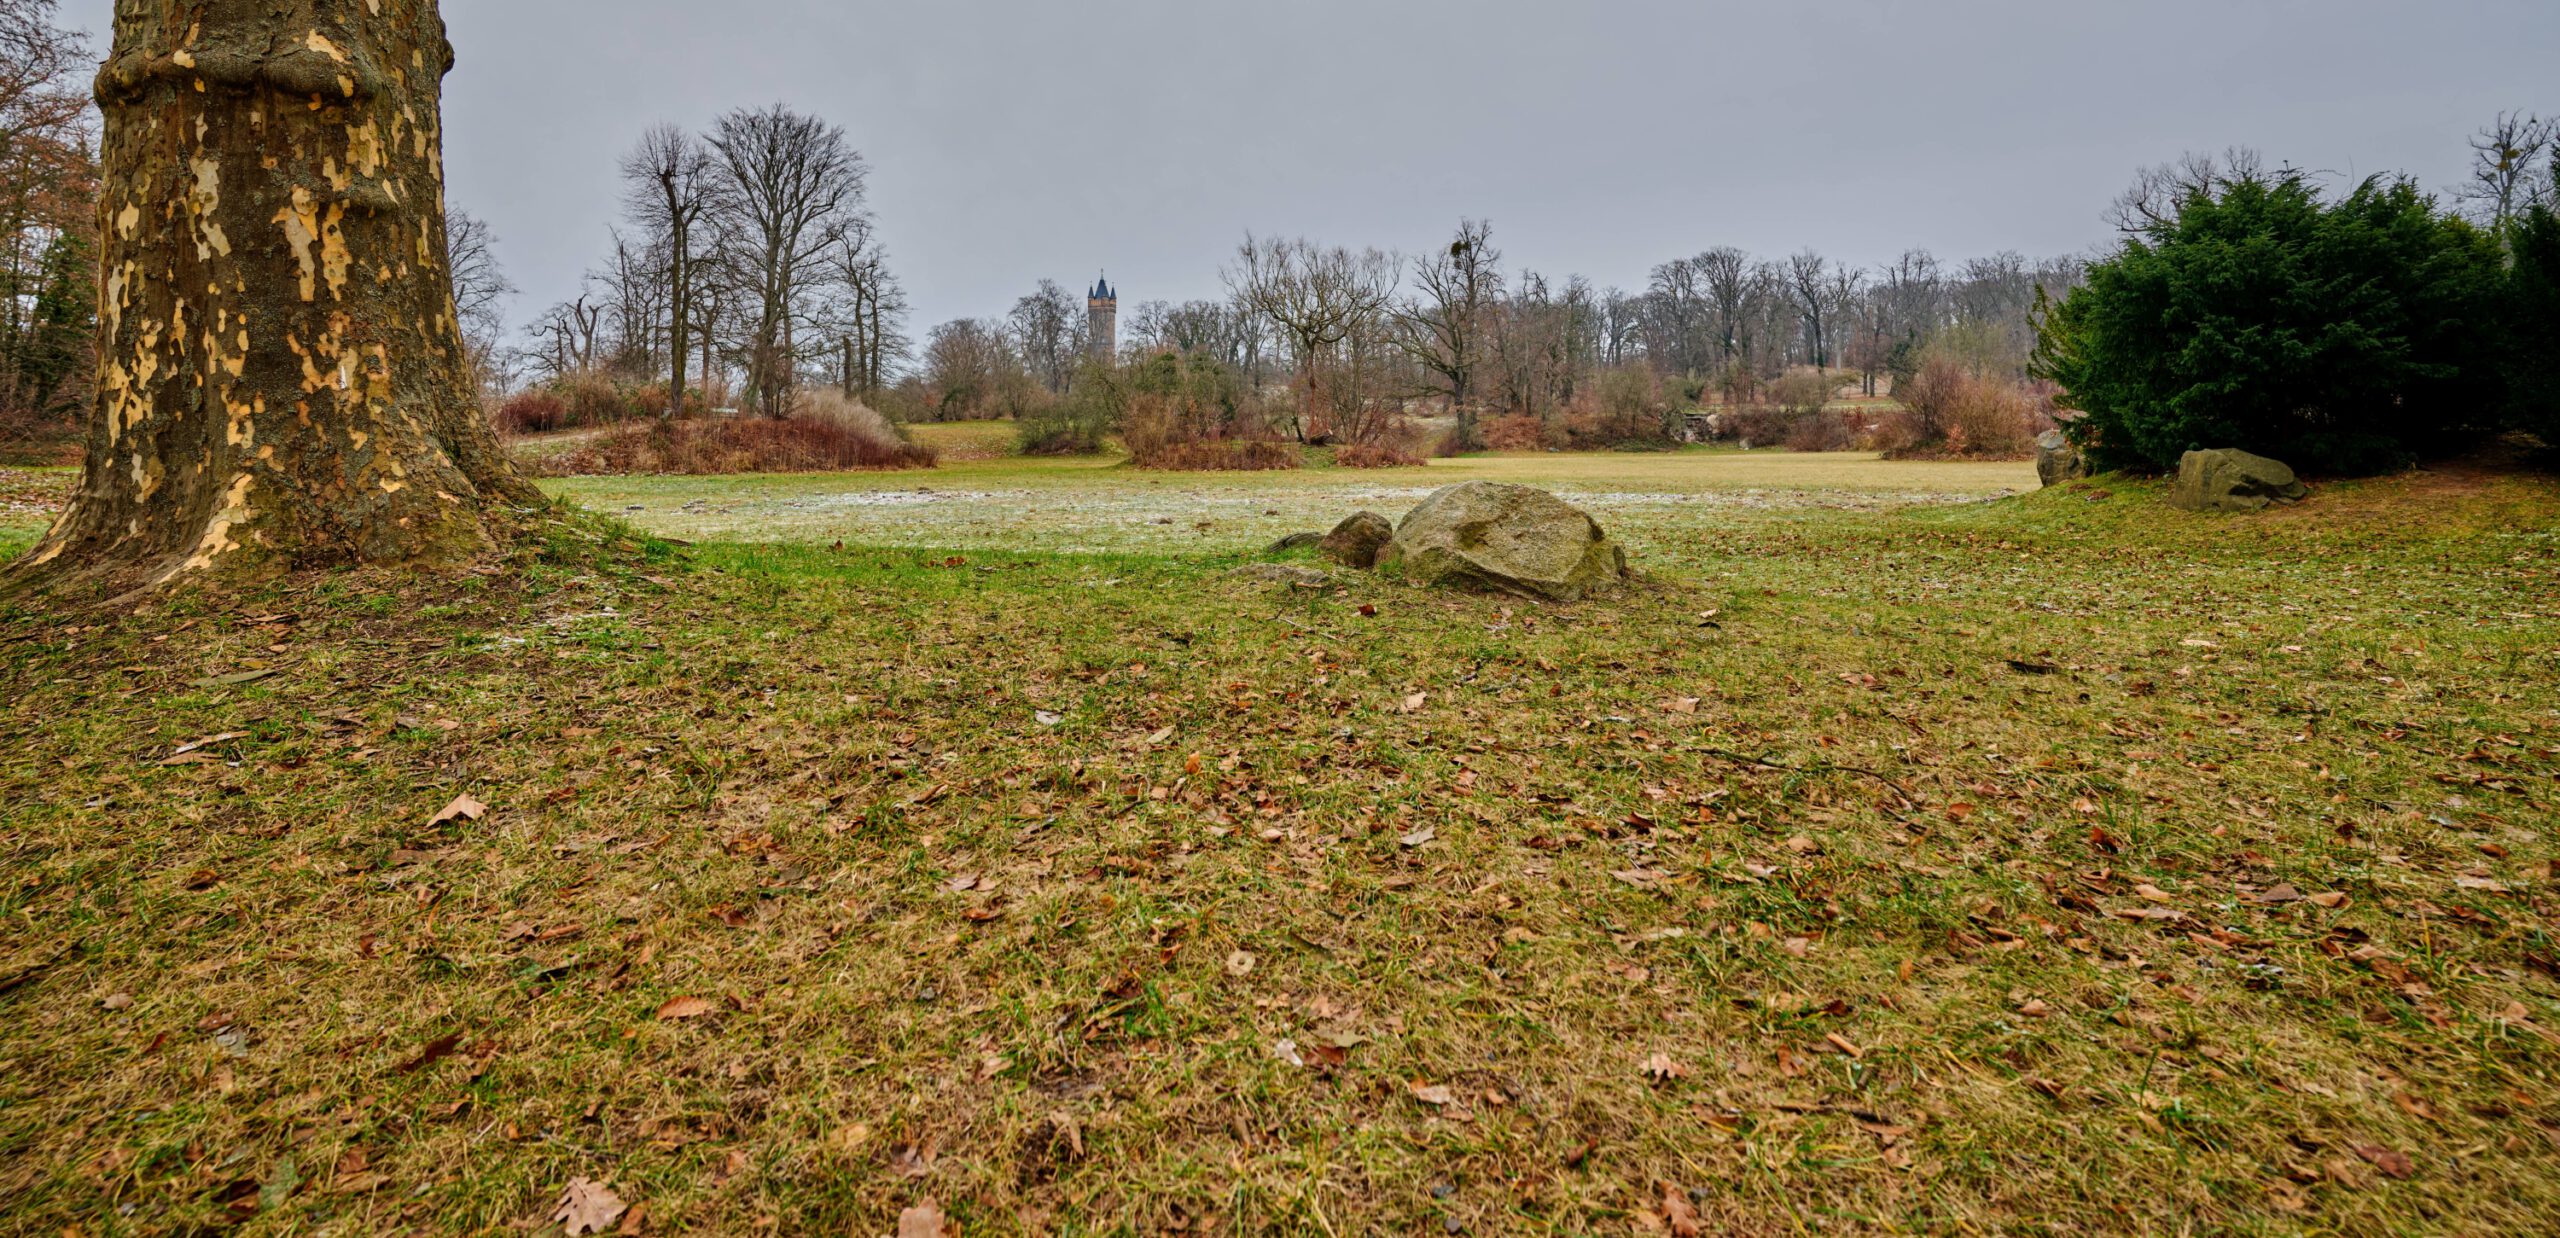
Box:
[10,0,537,593]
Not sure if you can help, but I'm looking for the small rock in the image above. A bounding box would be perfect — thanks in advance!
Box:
[1265,532,1323,552]
[1318,511,1395,568]
[2035,430,2088,487]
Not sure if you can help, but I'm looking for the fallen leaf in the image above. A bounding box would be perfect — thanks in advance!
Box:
[1409,1081,1456,1107]
[946,874,980,893]
[889,1141,938,1178]
[1034,710,1063,727]
[1658,1182,1703,1237]
[2308,891,2350,909]
[897,1201,949,1238]
[1270,1038,1305,1067]
[399,1032,463,1073]
[655,996,712,1021]
[429,795,486,827]
[1401,692,1428,714]
[1224,950,1255,977]
[2254,883,2304,905]
[1642,1053,1692,1083]
[2017,999,2054,1019]
[2355,1145,2415,1179]
[1400,827,1435,848]
[552,1177,628,1236]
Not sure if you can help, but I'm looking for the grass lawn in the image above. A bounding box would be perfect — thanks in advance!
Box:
[2,450,2557,1235]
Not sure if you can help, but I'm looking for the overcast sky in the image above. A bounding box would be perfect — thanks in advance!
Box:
[69,0,2560,343]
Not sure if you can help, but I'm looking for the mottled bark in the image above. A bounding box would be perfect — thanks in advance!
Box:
[10,0,536,592]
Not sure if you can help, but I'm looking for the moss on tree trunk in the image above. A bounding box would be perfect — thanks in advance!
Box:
[10,0,537,594]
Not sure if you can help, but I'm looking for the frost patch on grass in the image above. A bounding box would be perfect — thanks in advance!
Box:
[783,489,1005,509]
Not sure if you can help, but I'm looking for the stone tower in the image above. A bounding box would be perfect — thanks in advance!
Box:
[1087,275,1118,363]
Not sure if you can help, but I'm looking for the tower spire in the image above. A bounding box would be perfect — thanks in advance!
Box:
[1087,269,1118,362]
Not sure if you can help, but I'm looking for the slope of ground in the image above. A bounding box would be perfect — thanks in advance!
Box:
[1,458,2555,1235]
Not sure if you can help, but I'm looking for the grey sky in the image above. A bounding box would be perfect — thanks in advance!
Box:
[71,1,2560,345]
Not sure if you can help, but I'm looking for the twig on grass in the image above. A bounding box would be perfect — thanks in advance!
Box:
[1687,745,1918,811]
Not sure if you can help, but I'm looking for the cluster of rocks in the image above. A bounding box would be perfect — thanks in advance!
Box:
[1248,482,1630,602]
[2038,432,2310,514]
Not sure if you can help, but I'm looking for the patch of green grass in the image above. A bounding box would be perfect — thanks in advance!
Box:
[1,462,2555,1234]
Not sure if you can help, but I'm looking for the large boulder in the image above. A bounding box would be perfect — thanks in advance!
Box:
[1318,511,1394,568]
[2169,449,2308,512]
[1380,482,1628,601]
[2035,431,2088,488]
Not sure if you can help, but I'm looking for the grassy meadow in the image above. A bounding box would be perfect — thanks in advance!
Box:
[2,444,2557,1235]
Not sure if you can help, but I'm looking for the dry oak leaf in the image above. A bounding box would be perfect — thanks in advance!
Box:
[429,795,487,827]
[897,1200,951,1238]
[1658,1182,1704,1237]
[1642,1053,1693,1083]
[2355,1145,2415,1179]
[655,996,713,1021]
[1409,1081,1456,1107]
[551,1177,628,1236]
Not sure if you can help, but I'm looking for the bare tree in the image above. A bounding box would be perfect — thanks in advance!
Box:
[2108,147,2267,232]
[921,317,1030,419]
[1785,251,1833,370]
[1009,279,1080,394]
[1645,255,1709,376]
[595,229,671,379]
[445,208,514,398]
[622,124,713,418]
[830,219,908,398]
[1224,234,1399,441]
[0,0,91,422]
[1695,248,1753,371]
[707,105,871,417]
[16,0,537,592]
[1397,219,1502,449]
[2457,112,2556,245]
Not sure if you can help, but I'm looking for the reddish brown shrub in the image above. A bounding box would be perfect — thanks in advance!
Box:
[1718,406,1796,447]
[630,383,711,420]
[1783,412,1861,453]
[1122,389,1299,471]
[1891,358,2046,459]
[1482,414,1550,452]
[494,391,569,435]
[532,414,935,477]
[1333,443,1425,468]
[1127,436,1301,471]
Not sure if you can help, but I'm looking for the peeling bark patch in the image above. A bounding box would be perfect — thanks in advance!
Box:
[172,471,258,577]
[186,156,230,258]
[273,187,349,302]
